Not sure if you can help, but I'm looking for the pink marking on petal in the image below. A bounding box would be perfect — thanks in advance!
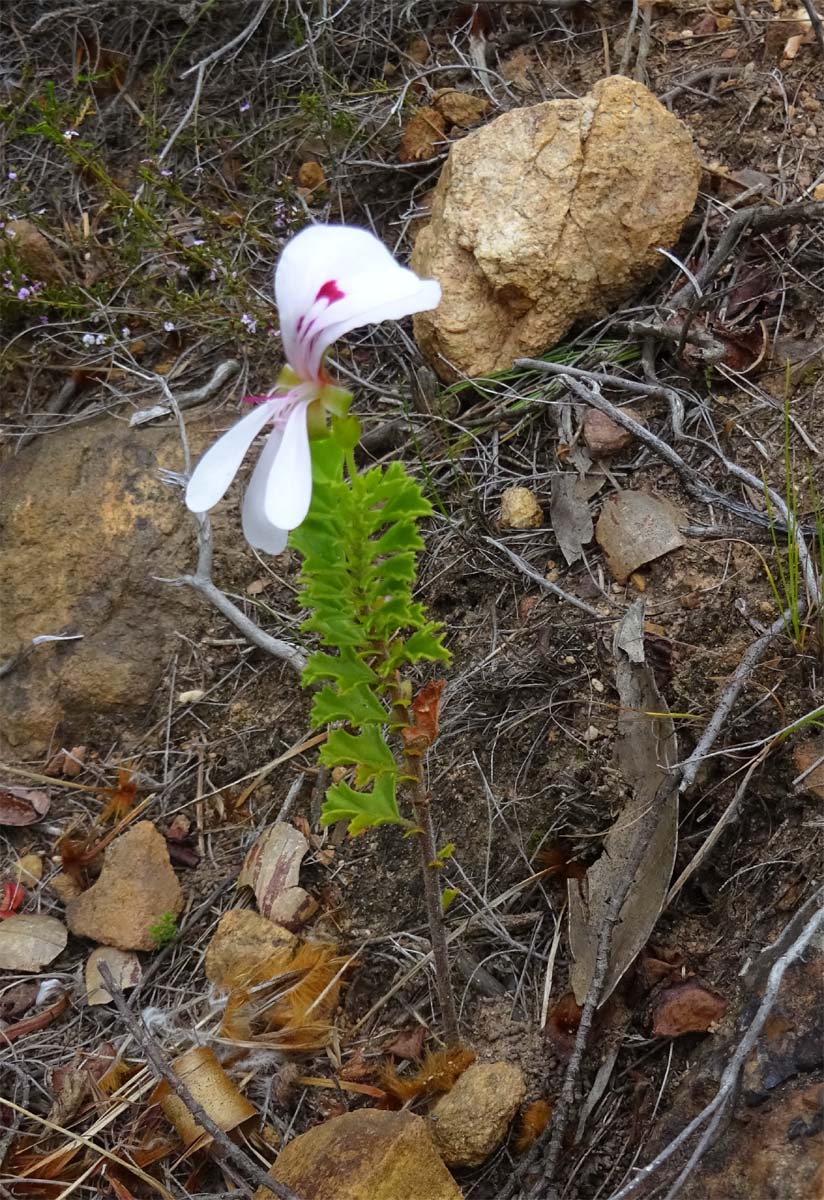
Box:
[242,394,273,406]
[315,279,345,305]
[296,314,304,334]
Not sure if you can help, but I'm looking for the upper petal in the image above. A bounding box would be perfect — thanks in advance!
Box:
[242,428,289,555]
[263,401,313,531]
[185,400,276,513]
[275,224,441,380]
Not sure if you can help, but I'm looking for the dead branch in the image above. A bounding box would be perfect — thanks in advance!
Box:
[798,0,824,55]
[98,963,302,1200]
[605,887,824,1200]
[657,66,741,106]
[130,359,240,426]
[482,535,607,620]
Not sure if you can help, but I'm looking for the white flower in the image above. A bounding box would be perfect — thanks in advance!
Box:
[185,224,441,555]
[163,320,175,332]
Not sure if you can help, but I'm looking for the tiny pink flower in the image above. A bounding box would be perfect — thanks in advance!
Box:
[185,224,441,555]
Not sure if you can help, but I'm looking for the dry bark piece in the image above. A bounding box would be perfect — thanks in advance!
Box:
[85,946,142,1006]
[66,820,184,951]
[428,1061,526,1167]
[0,784,50,826]
[550,474,593,565]
[652,977,727,1037]
[568,601,678,1005]
[238,821,316,929]
[595,491,685,582]
[582,409,642,457]
[499,486,544,529]
[158,1045,257,1152]
[204,908,297,990]
[413,76,700,379]
[399,107,446,163]
[257,1109,464,1200]
[0,913,68,971]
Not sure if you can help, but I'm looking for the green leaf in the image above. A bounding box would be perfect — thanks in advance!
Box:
[311,685,389,727]
[320,726,395,773]
[436,843,456,862]
[303,648,378,689]
[441,888,460,913]
[320,774,405,835]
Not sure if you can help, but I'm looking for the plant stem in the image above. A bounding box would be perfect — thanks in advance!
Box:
[402,746,460,1045]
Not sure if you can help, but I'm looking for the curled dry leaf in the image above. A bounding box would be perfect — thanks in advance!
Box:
[0,913,68,971]
[157,1045,257,1152]
[550,473,594,566]
[652,977,727,1037]
[238,821,317,928]
[399,106,446,163]
[401,679,446,752]
[85,946,142,1006]
[545,991,583,1060]
[568,600,679,1005]
[0,784,50,826]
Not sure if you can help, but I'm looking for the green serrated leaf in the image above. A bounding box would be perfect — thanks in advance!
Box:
[320,774,404,835]
[311,684,389,727]
[321,726,395,773]
[302,648,378,689]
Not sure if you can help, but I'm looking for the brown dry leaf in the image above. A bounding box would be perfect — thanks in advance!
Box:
[157,1046,256,1151]
[401,679,445,752]
[238,821,316,927]
[793,737,824,799]
[399,107,446,163]
[0,913,68,971]
[652,977,727,1037]
[384,1025,427,1061]
[85,946,142,1006]
[550,474,594,566]
[595,491,685,582]
[433,89,489,128]
[545,992,582,1060]
[0,784,50,826]
[568,600,679,1005]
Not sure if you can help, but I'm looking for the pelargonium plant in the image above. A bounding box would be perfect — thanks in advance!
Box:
[186,224,459,1041]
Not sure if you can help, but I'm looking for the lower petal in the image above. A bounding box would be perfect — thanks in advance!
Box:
[185,401,275,513]
[242,429,289,555]
[264,401,313,530]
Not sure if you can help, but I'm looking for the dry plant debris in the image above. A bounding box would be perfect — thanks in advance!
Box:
[0,913,67,970]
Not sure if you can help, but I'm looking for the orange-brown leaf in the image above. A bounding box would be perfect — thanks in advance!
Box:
[401,680,446,752]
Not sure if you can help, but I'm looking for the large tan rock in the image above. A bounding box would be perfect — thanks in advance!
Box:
[0,417,204,753]
[256,1109,463,1200]
[204,908,297,990]
[428,1062,525,1167]
[412,76,700,380]
[66,821,184,951]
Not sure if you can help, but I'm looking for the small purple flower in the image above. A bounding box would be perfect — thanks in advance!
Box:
[240,102,251,113]
[160,168,173,178]
[163,321,175,332]
[63,129,79,140]
[8,171,18,181]
[240,313,257,333]
[17,286,31,300]
[39,315,49,325]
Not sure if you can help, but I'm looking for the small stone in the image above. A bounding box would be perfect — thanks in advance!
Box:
[66,821,183,951]
[582,725,602,743]
[49,872,83,903]
[499,487,543,529]
[582,409,642,457]
[428,1062,526,1167]
[14,854,43,884]
[257,1109,463,1200]
[204,908,297,990]
[433,89,489,128]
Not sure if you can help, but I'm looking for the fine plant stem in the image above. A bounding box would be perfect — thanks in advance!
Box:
[402,745,460,1046]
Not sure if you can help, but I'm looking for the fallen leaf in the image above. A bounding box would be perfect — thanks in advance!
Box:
[85,946,142,1005]
[157,1046,257,1152]
[0,980,39,1021]
[550,474,594,566]
[238,821,315,926]
[568,601,679,1005]
[0,784,50,826]
[401,680,446,752]
[399,106,446,163]
[14,854,44,884]
[0,881,25,918]
[432,88,489,128]
[384,1025,427,1061]
[0,913,68,971]
[545,992,582,1059]
[652,977,727,1036]
[792,737,824,800]
[595,491,685,582]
